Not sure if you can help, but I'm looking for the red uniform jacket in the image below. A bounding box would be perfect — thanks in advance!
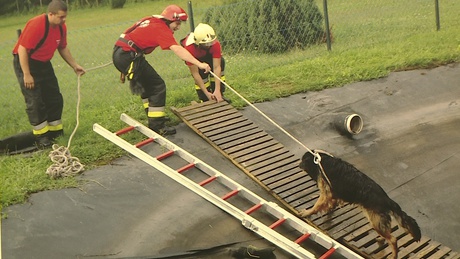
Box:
[13,14,67,62]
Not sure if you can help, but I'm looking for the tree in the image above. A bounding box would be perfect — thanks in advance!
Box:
[203,0,324,54]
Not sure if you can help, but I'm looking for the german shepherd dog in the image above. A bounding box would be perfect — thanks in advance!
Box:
[298,150,421,259]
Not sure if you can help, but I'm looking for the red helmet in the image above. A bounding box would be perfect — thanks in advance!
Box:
[160,5,188,22]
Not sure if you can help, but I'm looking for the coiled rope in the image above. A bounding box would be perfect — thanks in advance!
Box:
[46,62,113,179]
[209,71,333,188]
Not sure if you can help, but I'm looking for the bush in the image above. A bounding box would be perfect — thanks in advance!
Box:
[111,0,126,9]
[203,0,324,54]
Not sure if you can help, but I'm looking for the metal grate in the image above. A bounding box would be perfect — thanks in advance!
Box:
[171,101,459,259]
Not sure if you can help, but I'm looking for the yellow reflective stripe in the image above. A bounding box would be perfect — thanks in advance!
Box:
[33,125,49,135]
[195,80,211,90]
[147,111,166,118]
[147,107,165,118]
[142,99,149,109]
[48,124,63,131]
[48,120,62,130]
[127,61,134,80]
[32,121,49,135]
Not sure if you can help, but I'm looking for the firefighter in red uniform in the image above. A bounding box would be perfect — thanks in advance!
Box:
[112,5,211,135]
[12,0,85,148]
[181,23,228,103]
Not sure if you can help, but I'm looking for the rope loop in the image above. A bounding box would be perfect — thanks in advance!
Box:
[312,150,333,189]
[313,152,322,165]
[46,144,84,179]
[44,62,112,179]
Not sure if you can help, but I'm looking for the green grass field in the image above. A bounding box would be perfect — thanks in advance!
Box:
[1,0,459,212]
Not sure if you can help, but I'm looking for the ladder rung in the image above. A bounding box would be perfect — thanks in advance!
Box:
[135,138,154,148]
[93,115,365,259]
[199,176,217,186]
[222,189,239,200]
[156,150,174,160]
[115,126,135,135]
[245,203,262,215]
[320,248,336,259]
[269,218,286,229]
[177,163,195,173]
[295,233,311,244]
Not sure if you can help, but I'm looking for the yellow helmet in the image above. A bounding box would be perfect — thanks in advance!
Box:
[193,23,217,46]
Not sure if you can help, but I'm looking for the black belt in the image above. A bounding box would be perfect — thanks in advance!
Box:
[117,37,143,53]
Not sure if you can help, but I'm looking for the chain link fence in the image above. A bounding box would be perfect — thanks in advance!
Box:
[0,0,458,137]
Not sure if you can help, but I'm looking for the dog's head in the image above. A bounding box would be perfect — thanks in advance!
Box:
[299,150,334,179]
[299,150,316,172]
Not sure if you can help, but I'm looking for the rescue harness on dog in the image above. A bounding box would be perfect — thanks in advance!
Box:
[312,149,334,189]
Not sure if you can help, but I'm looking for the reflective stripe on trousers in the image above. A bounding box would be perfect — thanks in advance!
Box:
[113,47,167,119]
[194,75,226,90]
[32,119,63,135]
[13,54,64,132]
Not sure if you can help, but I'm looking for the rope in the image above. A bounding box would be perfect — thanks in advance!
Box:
[209,72,313,153]
[313,150,333,189]
[209,71,332,188]
[46,62,113,179]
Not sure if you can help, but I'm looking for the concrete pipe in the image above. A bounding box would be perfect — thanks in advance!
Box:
[334,113,363,136]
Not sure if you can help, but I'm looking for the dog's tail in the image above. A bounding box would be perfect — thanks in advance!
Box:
[389,199,421,241]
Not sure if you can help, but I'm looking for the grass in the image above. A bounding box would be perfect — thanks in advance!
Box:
[1,0,459,212]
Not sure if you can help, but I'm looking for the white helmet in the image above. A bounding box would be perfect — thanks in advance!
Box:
[193,23,217,46]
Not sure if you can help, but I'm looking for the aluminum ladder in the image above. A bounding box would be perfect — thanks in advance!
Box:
[93,113,364,259]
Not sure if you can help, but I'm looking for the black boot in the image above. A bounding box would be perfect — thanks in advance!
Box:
[35,132,52,149]
[148,117,176,135]
[48,129,64,140]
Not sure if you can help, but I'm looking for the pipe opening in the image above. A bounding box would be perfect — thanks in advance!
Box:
[346,114,363,134]
[334,113,363,136]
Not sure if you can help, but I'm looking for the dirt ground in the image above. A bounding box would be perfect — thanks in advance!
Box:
[2,63,459,258]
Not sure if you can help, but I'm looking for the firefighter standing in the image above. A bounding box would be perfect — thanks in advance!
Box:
[112,5,211,135]
[181,23,228,103]
[12,0,86,148]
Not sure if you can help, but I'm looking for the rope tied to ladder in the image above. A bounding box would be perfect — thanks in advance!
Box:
[46,62,112,179]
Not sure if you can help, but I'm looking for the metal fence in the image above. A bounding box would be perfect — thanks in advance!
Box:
[0,0,458,136]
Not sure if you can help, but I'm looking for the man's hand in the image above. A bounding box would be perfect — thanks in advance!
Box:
[23,73,35,89]
[74,64,86,76]
[213,91,224,102]
[205,91,215,101]
[198,62,211,73]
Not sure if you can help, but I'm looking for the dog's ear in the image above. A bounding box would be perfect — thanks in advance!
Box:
[302,150,315,161]
[302,150,315,163]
